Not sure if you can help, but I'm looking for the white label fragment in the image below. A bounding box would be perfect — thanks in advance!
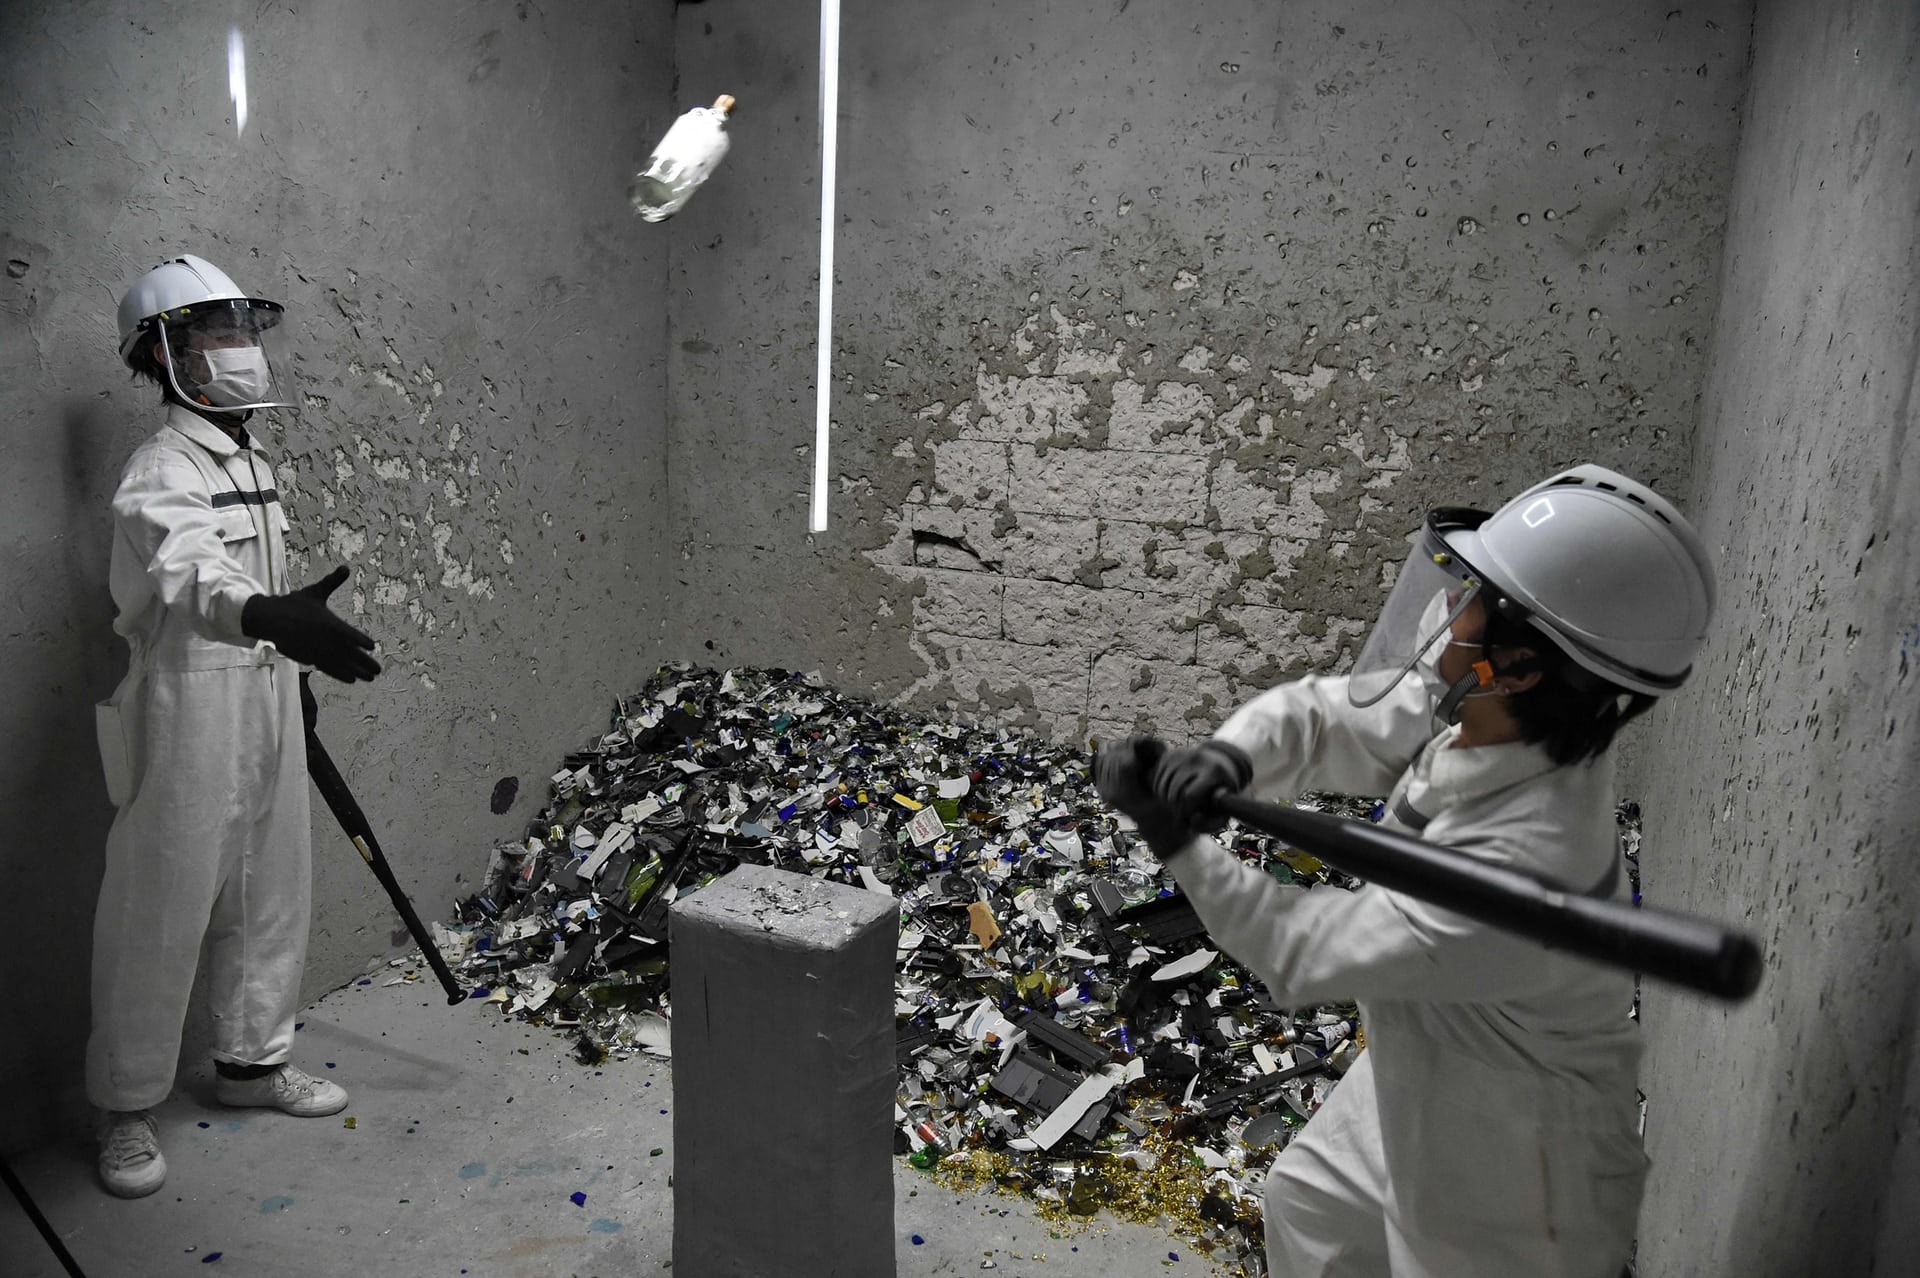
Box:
[906,806,946,846]
[1151,948,1219,982]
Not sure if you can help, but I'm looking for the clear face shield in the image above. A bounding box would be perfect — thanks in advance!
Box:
[153,299,293,413]
[1347,508,1492,708]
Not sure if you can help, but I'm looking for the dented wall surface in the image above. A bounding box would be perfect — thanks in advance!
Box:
[0,2,673,1148]
[1635,0,1920,1272]
[668,0,1748,745]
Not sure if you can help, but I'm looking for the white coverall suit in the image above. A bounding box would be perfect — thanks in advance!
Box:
[88,405,312,1112]
[1169,672,1645,1278]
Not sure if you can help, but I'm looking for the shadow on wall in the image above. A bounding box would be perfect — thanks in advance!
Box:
[1,395,131,1150]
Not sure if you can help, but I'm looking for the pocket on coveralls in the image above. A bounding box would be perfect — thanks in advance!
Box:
[95,698,132,807]
[215,507,261,543]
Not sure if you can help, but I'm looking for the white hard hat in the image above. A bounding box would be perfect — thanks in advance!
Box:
[116,254,292,412]
[117,254,279,365]
[1449,464,1717,694]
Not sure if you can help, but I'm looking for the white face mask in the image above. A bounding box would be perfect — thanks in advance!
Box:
[1415,591,1503,726]
[196,345,272,406]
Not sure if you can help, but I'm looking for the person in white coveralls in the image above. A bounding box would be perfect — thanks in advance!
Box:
[90,254,382,1198]
[1097,464,1716,1277]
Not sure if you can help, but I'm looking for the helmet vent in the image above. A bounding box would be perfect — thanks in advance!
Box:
[1596,481,1618,492]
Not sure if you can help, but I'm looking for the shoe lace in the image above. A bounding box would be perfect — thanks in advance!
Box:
[106,1116,157,1164]
[271,1067,317,1100]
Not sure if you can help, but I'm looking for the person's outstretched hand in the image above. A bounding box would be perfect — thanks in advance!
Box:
[241,565,382,683]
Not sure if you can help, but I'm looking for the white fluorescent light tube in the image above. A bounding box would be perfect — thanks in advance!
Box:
[228,28,248,136]
[811,0,840,533]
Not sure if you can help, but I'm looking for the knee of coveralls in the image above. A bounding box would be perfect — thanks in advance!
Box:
[1263,1146,1397,1278]
[1260,1051,1393,1278]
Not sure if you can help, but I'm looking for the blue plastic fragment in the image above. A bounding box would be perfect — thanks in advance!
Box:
[1168,1252,1180,1261]
[467,986,492,999]
[777,803,798,822]
[570,1191,587,1207]
[201,1254,222,1264]
[1369,801,1385,823]
[911,1235,925,1246]
[197,1121,210,1129]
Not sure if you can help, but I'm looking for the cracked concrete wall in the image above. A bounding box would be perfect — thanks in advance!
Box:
[1634,1,1920,1272]
[0,1,672,1148]
[668,0,1747,748]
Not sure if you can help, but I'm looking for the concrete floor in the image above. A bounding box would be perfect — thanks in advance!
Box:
[2,971,1238,1278]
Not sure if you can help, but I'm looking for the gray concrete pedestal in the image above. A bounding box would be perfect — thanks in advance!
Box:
[669,862,899,1277]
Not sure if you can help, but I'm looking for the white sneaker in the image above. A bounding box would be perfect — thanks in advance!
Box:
[98,1111,167,1198]
[214,1064,349,1117]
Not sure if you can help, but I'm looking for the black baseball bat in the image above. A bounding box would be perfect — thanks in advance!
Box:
[0,1150,86,1277]
[301,675,465,1005]
[1210,793,1763,1002]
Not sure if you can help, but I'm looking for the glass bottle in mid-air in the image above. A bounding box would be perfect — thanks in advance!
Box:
[630,94,736,222]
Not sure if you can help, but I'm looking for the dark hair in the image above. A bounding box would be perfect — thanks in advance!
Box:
[1481,608,1657,765]
[126,330,169,389]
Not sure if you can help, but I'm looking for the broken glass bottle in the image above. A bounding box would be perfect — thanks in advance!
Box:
[630,95,736,222]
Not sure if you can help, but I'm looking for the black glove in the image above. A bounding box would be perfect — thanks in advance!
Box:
[1094,736,1198,861]
[1149,740,1254,833]
[241,565,382,683]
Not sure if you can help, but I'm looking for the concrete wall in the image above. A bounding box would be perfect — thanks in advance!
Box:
[1635,0,1920,1272]
[0,1,674,1148]
[668,0,1749,745]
